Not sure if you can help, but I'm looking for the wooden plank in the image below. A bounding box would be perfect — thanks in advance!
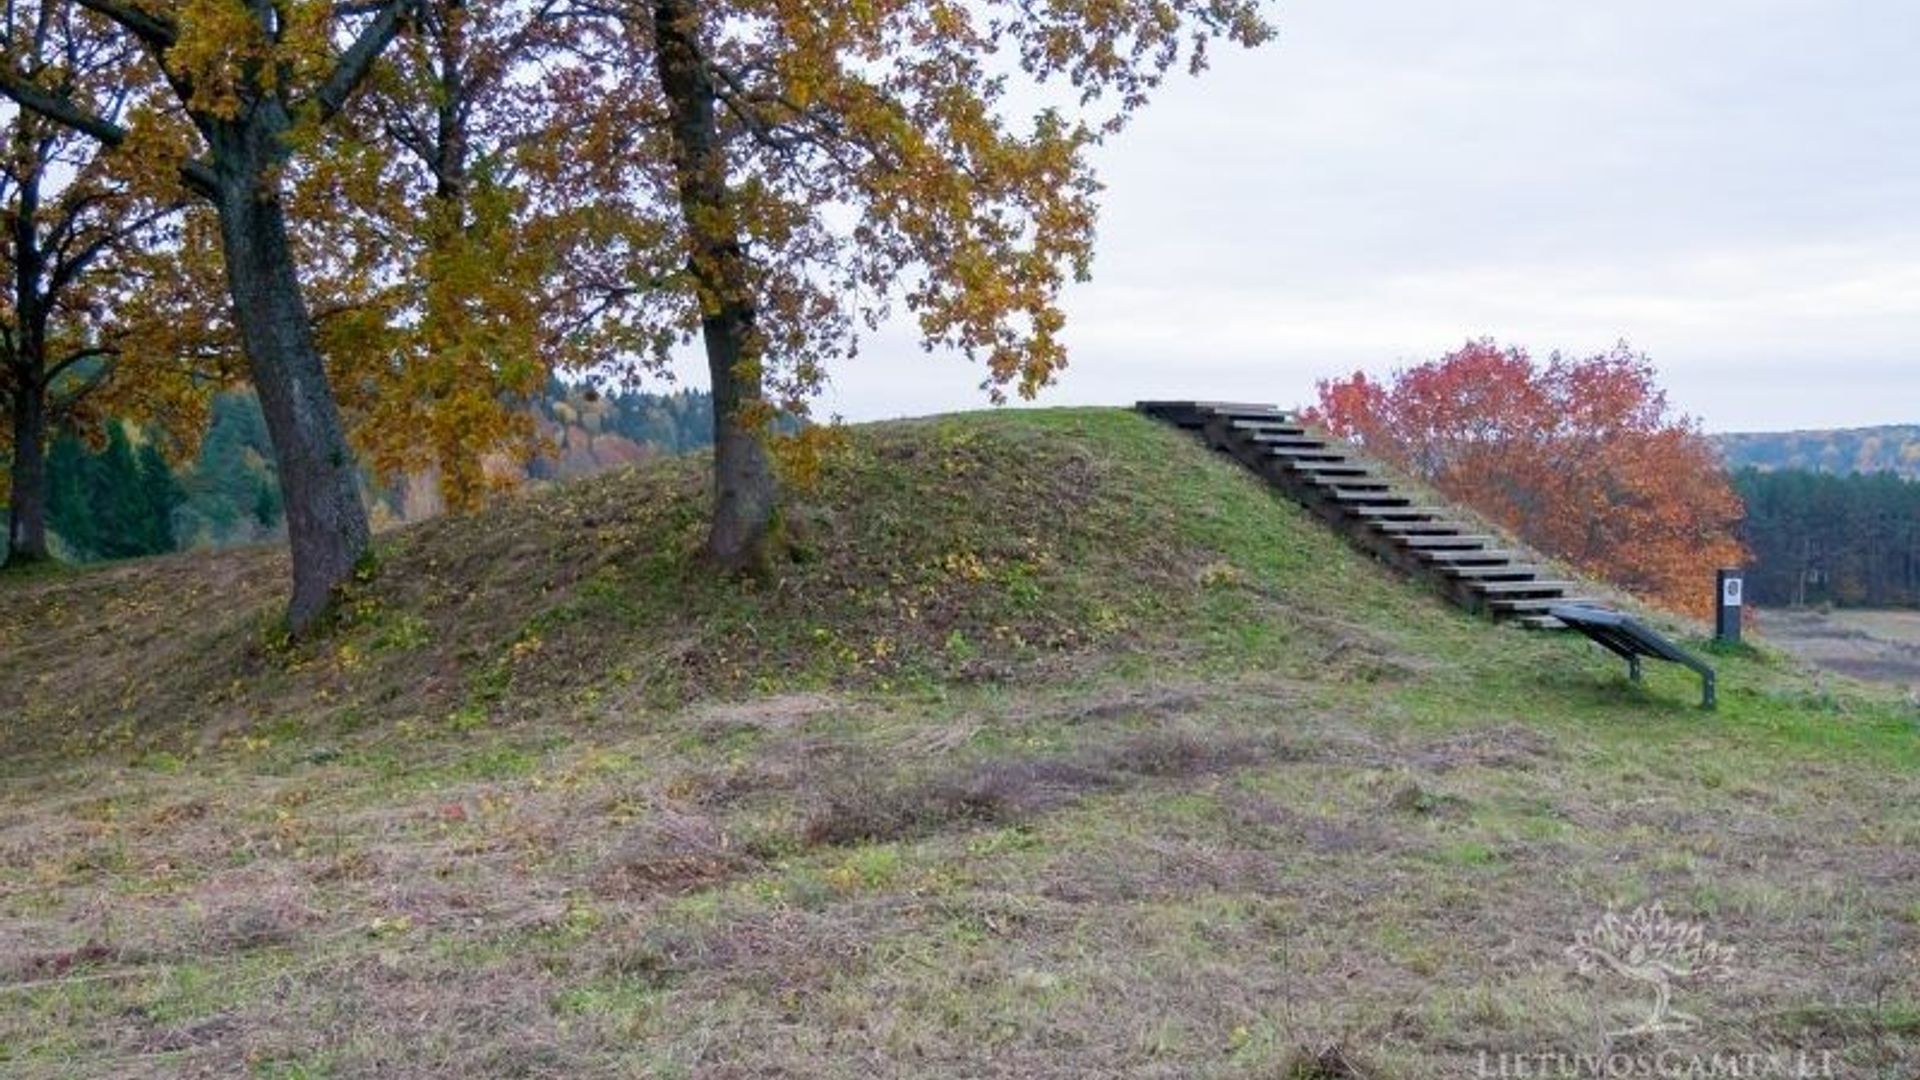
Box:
[1471,580,1574,596]
[1137,401,1287,429]
[1137,400,1284,415]
[1417,548,1519,563]
[1227,419,1309,436]
[1326,489,1413,505]
[1372,521,1471,535]
[1243,433,1328,449]
[1285,462,1374,476]
[1349,505,1447,519]
[1488,596,1599,613]
[1399,534,1497,548]
[1262,445,1347,461]
[1303,475,1390,491]
[1444,565,1543,581]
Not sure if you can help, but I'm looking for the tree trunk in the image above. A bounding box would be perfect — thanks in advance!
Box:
[431,0,470,205]
[5,372,49,565]
[651,0,777,571]
[5,163,49,566]
[210,124,370,632]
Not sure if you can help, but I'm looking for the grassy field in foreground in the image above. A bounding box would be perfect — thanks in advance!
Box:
[1,409,1916,1077]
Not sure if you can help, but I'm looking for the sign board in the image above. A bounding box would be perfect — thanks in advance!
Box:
[1715,569,1744,643]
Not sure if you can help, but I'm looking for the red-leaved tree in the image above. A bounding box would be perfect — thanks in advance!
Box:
[1305,339,1746,619]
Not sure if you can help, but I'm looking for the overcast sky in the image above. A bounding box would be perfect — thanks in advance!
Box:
[798,1,1919,433]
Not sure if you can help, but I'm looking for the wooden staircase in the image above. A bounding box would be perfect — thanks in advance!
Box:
[1139,401,1598,629]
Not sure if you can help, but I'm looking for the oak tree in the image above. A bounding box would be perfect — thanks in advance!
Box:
[0,3,209,565]
[570,0,1273,570]
[1309,340,1747,619]
[0,0,419,630]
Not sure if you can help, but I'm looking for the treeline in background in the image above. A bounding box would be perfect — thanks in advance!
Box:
[28,383,714,564]
[1716,425,1920,481]
[1714,426,1920,610]
[1734,467,1920,609]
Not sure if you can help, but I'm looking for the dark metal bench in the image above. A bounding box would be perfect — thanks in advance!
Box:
[1550,604,1717,709]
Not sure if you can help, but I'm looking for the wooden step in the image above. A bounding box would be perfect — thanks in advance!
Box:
[1201,404,1290,420]
[1372,520,1471,535]
[1263,445,1347,462]
[1285,461,1374,478]
[1487,596,1599,615]
[1350,505,1446,519]
[1326,489,1414,506]
[1243,432,1328,449]
[1516,615,1568,630]
[1444,564,1544,581]
[1470,579,1575,596]
[1228,419,1308,436]
[1419,548,1521,564]
[1139,400,1284,416]
[1302,474,1390,491]
[1138,401,1286,428]
[1399,534,1497,549]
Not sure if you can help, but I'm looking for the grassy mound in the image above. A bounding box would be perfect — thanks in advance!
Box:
[1,408,1915,1077]
[0,409,1471,759]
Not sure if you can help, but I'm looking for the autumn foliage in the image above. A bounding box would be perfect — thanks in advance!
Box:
[2,0,1276,623]
[1306,340,1746,619]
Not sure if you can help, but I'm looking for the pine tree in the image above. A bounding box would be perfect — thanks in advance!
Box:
[46,433,94,559]
[91,424,144,560]
[135,439,181,555]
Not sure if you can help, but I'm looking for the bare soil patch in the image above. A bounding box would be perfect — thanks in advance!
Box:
[1755,606,1920,688]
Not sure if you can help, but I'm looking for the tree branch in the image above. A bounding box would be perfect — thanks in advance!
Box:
[70,0,176,48]
[309,0,418,124]
[0,67,126,148]
[46,344,115,383]
[0,68,217,198]
[46,353,119,413]
[48,203,180,298]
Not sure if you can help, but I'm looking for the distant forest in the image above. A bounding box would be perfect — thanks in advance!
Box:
[1734,467,1920,608]
[22,382,715,564]
[1716,425,1920,480]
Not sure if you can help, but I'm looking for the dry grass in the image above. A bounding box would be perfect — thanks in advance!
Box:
[2,667,1911,1077]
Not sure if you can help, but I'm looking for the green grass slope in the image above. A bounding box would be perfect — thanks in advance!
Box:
[1,408,1916,1077]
